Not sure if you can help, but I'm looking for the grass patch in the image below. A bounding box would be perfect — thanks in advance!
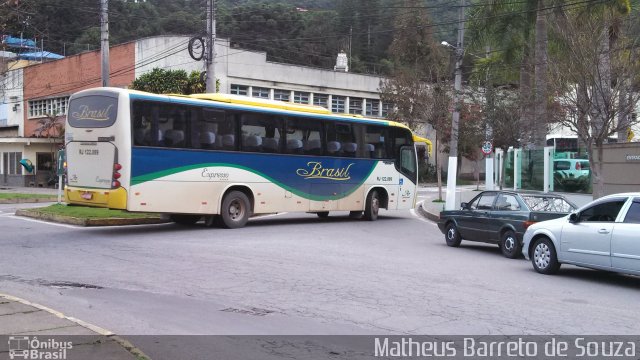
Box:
[29,204,159,219]
[432,199,445,203]
[0,193,57,200]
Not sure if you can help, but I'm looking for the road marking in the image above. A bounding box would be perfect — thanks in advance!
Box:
[8,215,81,229]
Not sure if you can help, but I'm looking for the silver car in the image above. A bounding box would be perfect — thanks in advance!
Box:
[522,193,640,275]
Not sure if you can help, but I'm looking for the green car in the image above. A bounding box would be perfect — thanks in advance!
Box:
[437,191,577,259]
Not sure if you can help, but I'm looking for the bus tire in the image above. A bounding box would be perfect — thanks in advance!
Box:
[170,214,201,226]
[364,190,380,221]
[220,191,251,229]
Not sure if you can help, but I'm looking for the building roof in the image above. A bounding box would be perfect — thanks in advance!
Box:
[18,51,64,61]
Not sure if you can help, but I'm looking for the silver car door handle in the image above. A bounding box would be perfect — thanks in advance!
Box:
[598,229,610,234]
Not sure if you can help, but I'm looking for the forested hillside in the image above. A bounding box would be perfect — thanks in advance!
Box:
[0,0,459,74]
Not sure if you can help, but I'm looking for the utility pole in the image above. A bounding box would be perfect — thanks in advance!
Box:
[100,0,110,87]
[205,0,216,93]
[445,0,465,210]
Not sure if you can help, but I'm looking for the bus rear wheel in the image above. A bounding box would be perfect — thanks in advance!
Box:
[364,190,380,221]
[170,214,201,226]
[220,191,251,229]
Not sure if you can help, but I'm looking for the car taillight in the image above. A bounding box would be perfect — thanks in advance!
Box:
[575,162,581,170]
[524,220,536,229]
[113,163,122,188]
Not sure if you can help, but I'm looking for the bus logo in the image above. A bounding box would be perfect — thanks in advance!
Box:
[296,161,353,181]
[71,104,114,122]
[8,336,29,359]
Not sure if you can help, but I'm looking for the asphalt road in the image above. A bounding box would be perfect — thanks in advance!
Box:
[1,199,640,340]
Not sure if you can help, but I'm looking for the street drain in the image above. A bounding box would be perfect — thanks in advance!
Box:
[220,307,274,316]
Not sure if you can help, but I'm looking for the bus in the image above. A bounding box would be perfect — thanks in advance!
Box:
[64,87,430,228]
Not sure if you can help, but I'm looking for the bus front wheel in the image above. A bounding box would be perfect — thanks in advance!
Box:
[220,191,251,229]
[364,190,380,221]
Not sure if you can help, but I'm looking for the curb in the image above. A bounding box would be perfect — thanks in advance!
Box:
[15,209,168,227]
[0,293,151,360]
[417,201,440,223]
[0,198,58,204]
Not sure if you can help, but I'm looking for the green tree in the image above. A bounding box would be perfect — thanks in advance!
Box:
[547,0,637,198]
[380,0,450,199]
[131,68,208,94]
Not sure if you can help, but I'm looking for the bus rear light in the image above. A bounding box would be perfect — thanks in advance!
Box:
[112,180,121,188]
[114,163,122,171]
[113,172,121,179]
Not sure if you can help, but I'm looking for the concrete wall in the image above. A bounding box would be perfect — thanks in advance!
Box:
[595,142,640,196]
[223,43,382,96]
[134,36,203,79]
[0,69,24,135]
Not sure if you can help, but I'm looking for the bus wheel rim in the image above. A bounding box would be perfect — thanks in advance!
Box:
[229,199,243,220]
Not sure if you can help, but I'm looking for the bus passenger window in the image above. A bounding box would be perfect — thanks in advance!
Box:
[286,118,321,155]
[366,126,388,159]
[201,109,235,151]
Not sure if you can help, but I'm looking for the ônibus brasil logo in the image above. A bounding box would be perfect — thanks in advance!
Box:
[8,336,72,360]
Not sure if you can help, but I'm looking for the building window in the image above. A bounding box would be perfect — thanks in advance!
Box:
[331,95,346,113]
[293,91,310,104]
[273,89,290,102]
[313,93,328,108]
[252,87,270,99]
[349,97,363,115]
[28,97,68,119]
[36,153,54,171]
[230,84,248,96]
[366,99,380,117]
[2,152,22,175]
[381,101,393,117]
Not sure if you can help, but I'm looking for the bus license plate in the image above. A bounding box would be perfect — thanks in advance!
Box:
[81,192,93,200]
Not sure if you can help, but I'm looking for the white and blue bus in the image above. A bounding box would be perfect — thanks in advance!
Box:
[64,87,429,228]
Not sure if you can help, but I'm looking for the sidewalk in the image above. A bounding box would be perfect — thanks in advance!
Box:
[0,186,58,195]
[0,294,148,359]
[417,184,593,222]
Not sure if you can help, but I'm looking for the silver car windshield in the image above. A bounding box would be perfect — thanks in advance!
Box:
[521,195,575,212]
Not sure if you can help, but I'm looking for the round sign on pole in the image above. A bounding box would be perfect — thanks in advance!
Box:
[481,141,493,155]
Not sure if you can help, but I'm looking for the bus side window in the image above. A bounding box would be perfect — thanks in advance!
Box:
[132,102,151,146]
[390,127,412,158]
[188,108,201,149]
[201,109,234,151]
[164,107,187,148]
[286,117,321,155]
[365,126,389,159]
[240,113,267,153]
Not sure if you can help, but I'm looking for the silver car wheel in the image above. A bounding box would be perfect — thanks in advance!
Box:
[447,228,456,240]
[505,236,515,251]
[534,242,551,269]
